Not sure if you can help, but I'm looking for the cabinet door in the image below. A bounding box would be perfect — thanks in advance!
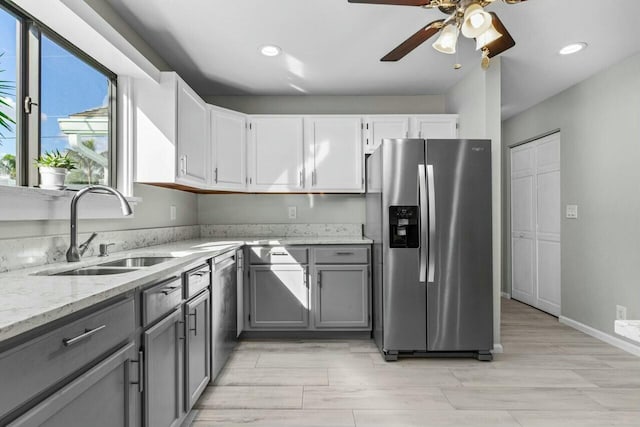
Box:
[249,265,308,328]
[364,116,410,154]
[315,265,369,329]
[184,291,210,411]
[177,79,208,186]
[249,117,304,192]
[210,107,246,190]
[236,250,244,337]
[144,310,183,427]
[410,115,458,139]
[9,343,138,427]
[304,117,363,192]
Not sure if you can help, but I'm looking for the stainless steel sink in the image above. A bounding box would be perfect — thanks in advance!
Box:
[97,256,176,268]
[53,267,139,276]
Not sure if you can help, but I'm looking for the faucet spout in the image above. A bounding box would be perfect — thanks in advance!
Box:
[66,185,132,262]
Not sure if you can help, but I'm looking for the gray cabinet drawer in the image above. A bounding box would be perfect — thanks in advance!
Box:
[248,246,308,265]
[314,247,369,264]
[184,263,210,299]
[0,298,135,417]
[142,277,183,326]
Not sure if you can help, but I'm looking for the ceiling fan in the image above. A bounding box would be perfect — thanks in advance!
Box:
[348,0,527,69]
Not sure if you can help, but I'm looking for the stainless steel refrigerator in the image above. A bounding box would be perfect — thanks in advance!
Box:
[365,138,493,361]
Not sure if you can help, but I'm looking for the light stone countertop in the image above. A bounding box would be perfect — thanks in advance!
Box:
[0,236,371,344]
[615,320,640,344]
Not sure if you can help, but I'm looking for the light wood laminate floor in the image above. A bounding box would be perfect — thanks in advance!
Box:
[189,298,640,426]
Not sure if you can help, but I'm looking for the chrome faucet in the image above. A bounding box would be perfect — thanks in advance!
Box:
[78,232,98,257]
[66,185,133,262]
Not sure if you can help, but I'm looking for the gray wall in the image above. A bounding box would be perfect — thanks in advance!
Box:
[198,194,365,225]
[205,95,446,115]
[0,184,198,239]
[502,52,640,342]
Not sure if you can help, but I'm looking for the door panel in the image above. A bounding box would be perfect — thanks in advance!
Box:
[249,266,308,328]
[212,108,246,190]
[537,239,561,315]
[537,170,561,234]
[185,291,210,410]
[177,80,208,185]
[426,139,493,352]
[315,266,369,328]
[365,116,409,154]
[511,237,536,305]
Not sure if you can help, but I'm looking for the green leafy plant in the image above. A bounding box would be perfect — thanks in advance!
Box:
[0,53,16,144]
[0,153,16,178]
[34,149,77,170]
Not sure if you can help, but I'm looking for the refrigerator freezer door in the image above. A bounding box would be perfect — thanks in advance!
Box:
[426,139,493,352]
[381,139,427,352]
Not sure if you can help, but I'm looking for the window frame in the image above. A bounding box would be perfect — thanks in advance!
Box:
[1,1,118,189]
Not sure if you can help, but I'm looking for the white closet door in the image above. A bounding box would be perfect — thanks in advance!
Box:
[510,133,561,316]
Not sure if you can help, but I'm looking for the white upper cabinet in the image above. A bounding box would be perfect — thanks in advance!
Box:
[133,72,208,188]
[209,106,247,191]
[410,114,458,139]
[177,79,208,187]
[248,116,304,192]
[304,116,364,192]
[364,116,410,154]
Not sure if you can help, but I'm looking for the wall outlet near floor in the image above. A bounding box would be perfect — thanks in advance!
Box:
[288,206,297,219]
[616,304,627,320]
[170,205,177,221]
[566,204,578,219]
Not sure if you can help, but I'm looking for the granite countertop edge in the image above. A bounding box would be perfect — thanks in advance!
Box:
[0,236,372,343]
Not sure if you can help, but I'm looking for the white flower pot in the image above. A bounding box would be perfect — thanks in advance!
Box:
[39,167,68,190]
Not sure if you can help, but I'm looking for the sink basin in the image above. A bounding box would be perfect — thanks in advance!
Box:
[53,267,139,276]
[97,256,176,268]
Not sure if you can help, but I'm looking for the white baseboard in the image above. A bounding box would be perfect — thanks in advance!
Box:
[559,316,640,357]
[492,343,503,354]
[501,292,511,299]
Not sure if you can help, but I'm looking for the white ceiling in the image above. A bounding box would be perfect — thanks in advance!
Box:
[104,0,640,118]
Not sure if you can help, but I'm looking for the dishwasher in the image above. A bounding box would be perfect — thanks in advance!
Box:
[211,250,238,381]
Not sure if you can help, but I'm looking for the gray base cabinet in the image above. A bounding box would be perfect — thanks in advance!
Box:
[184,290,210,409]
[143,309,183,427]
[315,265,369,328]
[249,265,309,328]
[9,342,138,427]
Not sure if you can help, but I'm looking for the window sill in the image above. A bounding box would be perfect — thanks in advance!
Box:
[0,186,141,221]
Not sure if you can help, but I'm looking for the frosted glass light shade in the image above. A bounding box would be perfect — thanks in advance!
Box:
[475,22,503,50]
[461,4,492,38]
[432,24,459,54]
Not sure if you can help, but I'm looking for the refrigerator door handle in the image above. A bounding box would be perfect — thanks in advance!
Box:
[426,164,436,283]
[418,164,427,283]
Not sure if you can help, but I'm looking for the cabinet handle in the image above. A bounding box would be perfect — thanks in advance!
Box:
[299,170,303,187]
[312,170,317,186]
[270,252,288,256]
[192,270,209,277]
[62,324,106,347]
[130,350,144,393]
[189,309,198,336]
[178,320,185,340]
[161,285,181,296]
[214,167,218,183]
[317,271,321,288]
[335,252,354,256]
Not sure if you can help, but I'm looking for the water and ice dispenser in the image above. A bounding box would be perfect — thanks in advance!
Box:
[388,206,419,248]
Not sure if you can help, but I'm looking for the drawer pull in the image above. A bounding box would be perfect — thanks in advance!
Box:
[270,252,288,256]
[161,286,181,296]
[192,270,209,277]
[189,309,198,336]
[62,324,106,347]
[335,252,355,255]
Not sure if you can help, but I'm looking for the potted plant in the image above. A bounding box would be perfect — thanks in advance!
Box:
[35,149,77,189]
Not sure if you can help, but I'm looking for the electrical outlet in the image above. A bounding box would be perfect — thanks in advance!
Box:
[170,205,176,221]
[616,305,627,321]
[566,204,578,219]
[288,206,297,219]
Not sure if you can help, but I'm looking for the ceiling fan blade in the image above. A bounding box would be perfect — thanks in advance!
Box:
[381,19,444,61]
[348,0,432,5]
[483,13,515,58]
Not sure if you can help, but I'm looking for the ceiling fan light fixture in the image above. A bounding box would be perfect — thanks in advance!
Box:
[559,42,587,55]
[475,20,503,50]
[260,45,281,57]
[461,3,492,38]
[432,23,459,54]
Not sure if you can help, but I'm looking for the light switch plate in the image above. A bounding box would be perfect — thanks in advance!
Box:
[170,205,176,221]
[566,204,578,219]
[288,206,297,219]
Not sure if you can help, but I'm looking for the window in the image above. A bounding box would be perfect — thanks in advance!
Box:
[0,2,116,189]
[0,6,18,186]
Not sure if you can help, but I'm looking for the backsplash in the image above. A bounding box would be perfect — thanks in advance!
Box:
[200,223,362,238]
[0,225,200,273]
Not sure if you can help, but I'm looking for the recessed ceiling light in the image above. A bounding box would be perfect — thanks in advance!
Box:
[260,45,281,57]
[559,42,587,55]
